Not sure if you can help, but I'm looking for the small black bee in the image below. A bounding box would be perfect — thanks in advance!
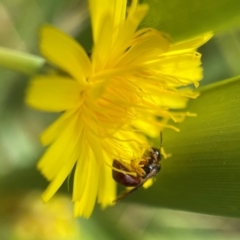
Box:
[112,133,163,202]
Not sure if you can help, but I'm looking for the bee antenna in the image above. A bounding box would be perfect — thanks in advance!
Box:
[160,131,163,150]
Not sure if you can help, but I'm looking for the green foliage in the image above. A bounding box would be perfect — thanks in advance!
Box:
[141,0,240,41]
[130,76,240,218]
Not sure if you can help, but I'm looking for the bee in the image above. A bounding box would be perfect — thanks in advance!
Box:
[112,133,163,202]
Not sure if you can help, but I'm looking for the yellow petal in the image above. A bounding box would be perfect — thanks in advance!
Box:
[97,154,116,208]
[40,113,82,203]
[26,75,83,112]
[41,142,80,203]
[158,52,203,86]
[91,13,115,71]
[73,135,89,201]
[37,110,81,181]
[82,110,104,162]
[108,4,149,67]
[116,29,168,67]
[41,150,77,203]
[40,25,92,84]
[133,119,160,138]
[89,0,127,44]
[40,110,76,146]
[74,148,100,218]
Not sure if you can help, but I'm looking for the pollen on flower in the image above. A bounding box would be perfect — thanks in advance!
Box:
[25,0,212,218]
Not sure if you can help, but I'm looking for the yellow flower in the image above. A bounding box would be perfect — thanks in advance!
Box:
[14,192,80,240]
[26,0,212,218]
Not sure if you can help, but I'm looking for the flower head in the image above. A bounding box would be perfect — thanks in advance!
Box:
[26,0,212,218]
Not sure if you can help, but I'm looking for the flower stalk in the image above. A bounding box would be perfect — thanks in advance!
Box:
[0,47,45,75]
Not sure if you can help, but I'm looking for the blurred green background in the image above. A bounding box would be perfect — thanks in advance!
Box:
[1,0,240,239]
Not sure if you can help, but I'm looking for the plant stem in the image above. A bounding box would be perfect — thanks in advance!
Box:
[0,47,45,75]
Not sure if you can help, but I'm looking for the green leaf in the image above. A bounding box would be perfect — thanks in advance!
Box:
[141,0,240,41]
[128,76,240,218]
